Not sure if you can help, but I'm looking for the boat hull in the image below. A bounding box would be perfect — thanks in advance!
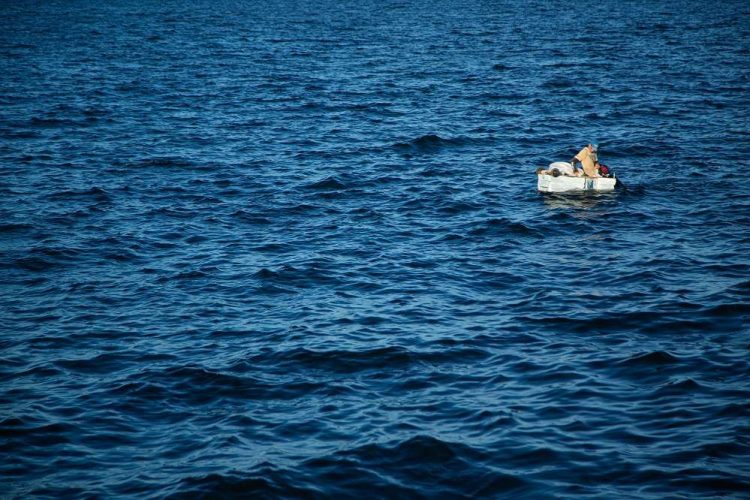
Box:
[537,174,616,193]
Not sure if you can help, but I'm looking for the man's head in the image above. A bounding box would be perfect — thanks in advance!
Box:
[589,143,598,152]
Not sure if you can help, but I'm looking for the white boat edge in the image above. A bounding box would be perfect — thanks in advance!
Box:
[537,173,616,193]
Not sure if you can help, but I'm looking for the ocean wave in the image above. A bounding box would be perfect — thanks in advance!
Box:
[113,366,332,403]
[172,437,532,497]
[128,157,197,168]
[304,176,347,190]
[0,222,34,233]
[467,217,541,237]
[47,187,112,203]
[391,134,484,153]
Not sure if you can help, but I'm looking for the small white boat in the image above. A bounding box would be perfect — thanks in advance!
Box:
[537,162,616,193]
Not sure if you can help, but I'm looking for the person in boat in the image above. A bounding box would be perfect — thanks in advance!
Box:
[540,162,581,177]
[571,143,599,177]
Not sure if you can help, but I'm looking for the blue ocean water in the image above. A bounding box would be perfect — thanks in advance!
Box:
[2,0,750,497]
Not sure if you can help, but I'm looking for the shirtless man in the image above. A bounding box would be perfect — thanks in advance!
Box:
[571,143,599,177]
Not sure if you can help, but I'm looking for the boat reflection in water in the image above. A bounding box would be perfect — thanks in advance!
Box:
[540,191,618,214]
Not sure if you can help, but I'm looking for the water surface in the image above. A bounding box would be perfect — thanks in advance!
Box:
[2,0,750,497]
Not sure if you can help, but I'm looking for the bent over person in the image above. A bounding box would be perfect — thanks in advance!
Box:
[572,143,599,177]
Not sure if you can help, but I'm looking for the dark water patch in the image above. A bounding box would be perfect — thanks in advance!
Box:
[102,249,141,262]
[162,269,211,281]
[0,223,33,233]
[0,421,76,448]
[392,134,480,153]
[474,91,529,101]
[0,128,42,139]
[666,468,750,494]
[540,78,576,89]
[146,206,199,219]
[118,366,331,404]
[9,256,57,272]
[231,210,272,225]
[437,200,483,215]
[304,176,346,190]
[47,187,111,202]
[251,242,288,253]
[2,364,64,381]
[250,345,489,374]
[652,378,703,396]
[468,218,540,237]
[252,263,341,288]
[128,157,196,168]
[306,435,533,496]
[54,352,145,374]
[704,302,750,317]
[618,351,681,366]
[28,117,90,128]
[587,351,698,384]
[171,467,318,499]
[518,310,662,335]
